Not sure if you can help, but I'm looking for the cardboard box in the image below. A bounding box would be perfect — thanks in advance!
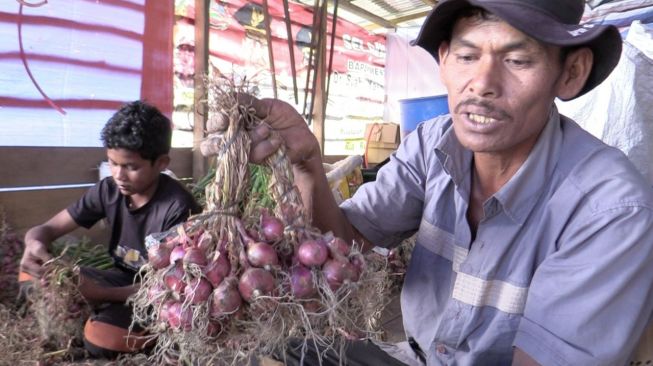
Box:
[364,123,400,164]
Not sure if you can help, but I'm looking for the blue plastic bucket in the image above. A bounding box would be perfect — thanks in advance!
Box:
[399,94,449,138]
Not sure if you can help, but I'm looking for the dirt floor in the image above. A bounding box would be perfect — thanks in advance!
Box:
[0,213,410,365]
[0,295,404,366]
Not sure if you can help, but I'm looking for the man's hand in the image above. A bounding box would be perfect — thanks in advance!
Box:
[242,95,360,244]
[19,239,52,278]
[245,97,321,170]
[245,96,326,217]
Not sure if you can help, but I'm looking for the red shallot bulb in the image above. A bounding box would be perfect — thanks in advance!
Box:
[148,245,171,269]
[327,236,351,258]
[238,268,275,302]
[297,239,328,267]
[164,263,186,294]
[260,211,284,243]
[210,278,243,317]
[183,247,208,266]
[204,253,230,287]
[290,265,316,299]
[184,277,213,305]
[167,302,193,331]
[247,241,279,268]
[196,231,214,253]
[322,258,358,291]
[170,245,186,264]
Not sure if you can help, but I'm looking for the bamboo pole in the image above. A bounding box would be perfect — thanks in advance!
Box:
[193,0,210,181]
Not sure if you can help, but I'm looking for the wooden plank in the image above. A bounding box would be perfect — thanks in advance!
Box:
[0,188,109,245]
[141,0,175,117]
[168,148,193,180]
[311,1,328,155]
[0,147,193,188]
[0,147,106,188]
[193,0,210,182]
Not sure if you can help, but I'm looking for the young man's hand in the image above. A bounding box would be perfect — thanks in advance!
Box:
[20,209,79,278]
[20,239,53,278]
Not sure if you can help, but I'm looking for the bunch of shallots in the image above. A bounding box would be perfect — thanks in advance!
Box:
[130,77,389,365]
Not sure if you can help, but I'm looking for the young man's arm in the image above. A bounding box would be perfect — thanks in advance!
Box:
[21,209,79,277]
[78,276,138,304]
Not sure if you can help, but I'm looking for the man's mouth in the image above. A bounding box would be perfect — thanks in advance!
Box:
[467,113,497,124]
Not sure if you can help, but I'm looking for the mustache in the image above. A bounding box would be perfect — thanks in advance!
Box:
[454,98,510,120]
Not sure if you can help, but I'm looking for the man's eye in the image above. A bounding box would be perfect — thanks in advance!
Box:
[456,54,476,63]
[506,58,531,67]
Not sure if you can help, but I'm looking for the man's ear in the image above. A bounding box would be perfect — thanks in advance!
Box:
[437,41,450,65]
[557,47,593,100]
[438,41,451,80]
[155,154,170,171]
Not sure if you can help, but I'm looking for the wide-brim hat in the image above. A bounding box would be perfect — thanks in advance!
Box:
[413,0,622,99]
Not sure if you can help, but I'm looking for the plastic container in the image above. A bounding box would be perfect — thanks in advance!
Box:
[398,94,449,138]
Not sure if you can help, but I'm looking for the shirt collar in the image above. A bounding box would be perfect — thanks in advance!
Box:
[434,107,563,225]
[493,107,563,224]
[435,119,473,192]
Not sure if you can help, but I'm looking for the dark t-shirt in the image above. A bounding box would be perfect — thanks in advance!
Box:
[67,174,201,273]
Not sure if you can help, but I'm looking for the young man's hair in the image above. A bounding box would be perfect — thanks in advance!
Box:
[101,100,172,163]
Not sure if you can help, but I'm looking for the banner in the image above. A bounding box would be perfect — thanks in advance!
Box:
[0,0,173,147]
[173,0,386,155]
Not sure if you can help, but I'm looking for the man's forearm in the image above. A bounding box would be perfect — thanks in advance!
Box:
[24,225,55,249]
[293,156,357,244]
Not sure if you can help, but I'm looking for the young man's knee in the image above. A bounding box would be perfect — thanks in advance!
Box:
[83,318,147,358]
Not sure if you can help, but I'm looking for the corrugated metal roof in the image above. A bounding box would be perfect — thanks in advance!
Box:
[295,0,436,32]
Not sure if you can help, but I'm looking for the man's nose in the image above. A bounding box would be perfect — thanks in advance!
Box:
[112,166,127,180]
[468,57,501,98]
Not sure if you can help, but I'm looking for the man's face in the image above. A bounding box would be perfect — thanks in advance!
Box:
[107,148,164,197]
[438,17,565,159]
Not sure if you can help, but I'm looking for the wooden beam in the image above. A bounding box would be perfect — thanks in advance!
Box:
[1,188,110,244]
[140,0,174,117]
[337,0,396,29]
[0,147,193,188]
[311,1,329,155]
[193,0,210,182]
[391,10,432,24]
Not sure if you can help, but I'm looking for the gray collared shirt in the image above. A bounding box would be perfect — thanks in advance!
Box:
[342,108,653,366]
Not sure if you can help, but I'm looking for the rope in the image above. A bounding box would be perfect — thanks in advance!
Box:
[17,1,66,115]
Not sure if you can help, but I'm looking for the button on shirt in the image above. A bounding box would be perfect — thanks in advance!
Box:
[341,108,653,366]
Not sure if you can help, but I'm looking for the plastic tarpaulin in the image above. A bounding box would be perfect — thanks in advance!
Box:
[557,21,653,183]
[383,32,446,126]
[0,0,174,147]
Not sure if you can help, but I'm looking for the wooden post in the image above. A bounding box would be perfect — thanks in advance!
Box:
[193,0,210,182]
[310,1,329,155]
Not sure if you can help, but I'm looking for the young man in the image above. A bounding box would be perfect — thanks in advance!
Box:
[19,101,201,358]
[247,0,653,365]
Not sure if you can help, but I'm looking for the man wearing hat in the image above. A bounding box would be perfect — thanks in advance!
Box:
[248,0,653,365]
